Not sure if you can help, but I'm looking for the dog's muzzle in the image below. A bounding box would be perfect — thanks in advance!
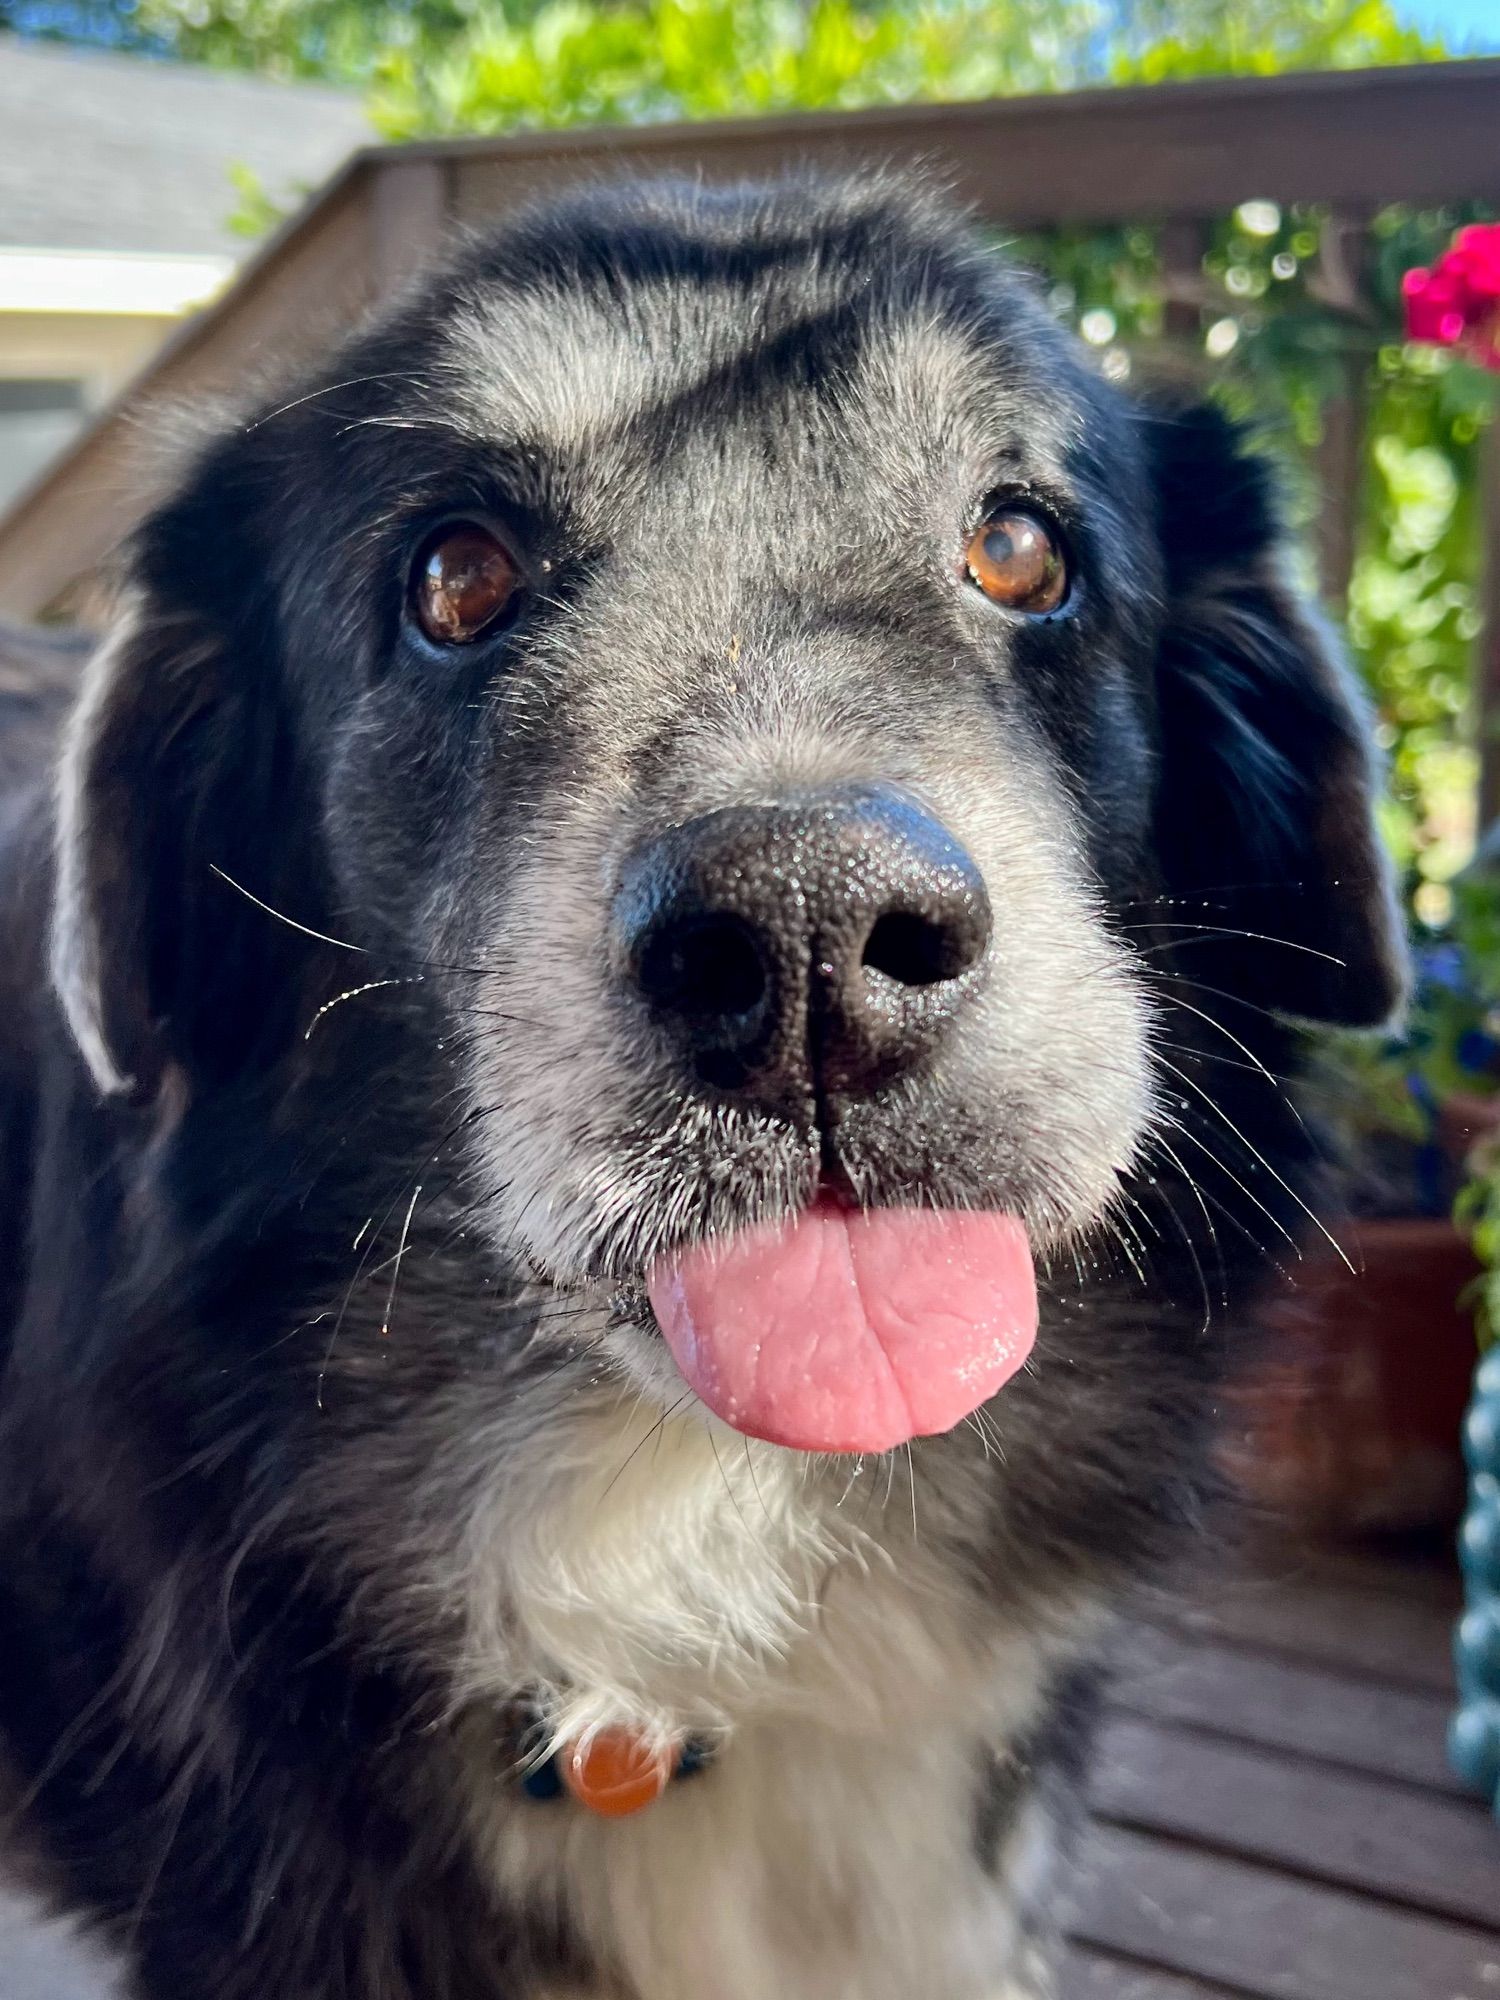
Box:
[611,782,991,1109]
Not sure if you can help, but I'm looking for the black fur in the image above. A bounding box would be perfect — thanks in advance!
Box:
[0,176,1401,1998]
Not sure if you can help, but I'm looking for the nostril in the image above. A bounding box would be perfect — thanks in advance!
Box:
[862,909,978,988]
[637,913,769,1021]
[617,788,990,1101]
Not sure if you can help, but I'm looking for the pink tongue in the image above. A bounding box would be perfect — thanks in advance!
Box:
[646,1202,1037,1454]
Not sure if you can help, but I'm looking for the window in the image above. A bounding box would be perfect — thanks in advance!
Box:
[0,378,87,513]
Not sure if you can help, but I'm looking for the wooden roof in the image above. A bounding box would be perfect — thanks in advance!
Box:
[2,56,1499,619]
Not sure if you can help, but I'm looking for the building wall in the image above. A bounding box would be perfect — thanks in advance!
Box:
[0,310,176,513]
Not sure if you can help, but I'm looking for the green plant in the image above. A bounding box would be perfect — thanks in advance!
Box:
[1308,883,1500,1208]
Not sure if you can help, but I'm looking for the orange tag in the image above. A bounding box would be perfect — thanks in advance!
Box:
[560,1729,680,1818]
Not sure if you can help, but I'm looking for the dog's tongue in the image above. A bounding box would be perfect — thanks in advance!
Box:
[646,1202,1036,1454]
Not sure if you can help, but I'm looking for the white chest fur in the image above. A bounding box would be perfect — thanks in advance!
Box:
[447,1401,1079,2000]
[0,1880,130,2000]
[496,1705,1059,2000]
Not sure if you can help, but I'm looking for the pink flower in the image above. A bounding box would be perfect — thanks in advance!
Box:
[1403,223,1500,373]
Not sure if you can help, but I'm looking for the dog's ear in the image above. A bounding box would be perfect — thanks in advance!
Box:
[52,469,317,1103]
[1141,398,1407,1027]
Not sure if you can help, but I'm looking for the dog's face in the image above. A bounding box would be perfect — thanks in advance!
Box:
[53,178,1403,1459]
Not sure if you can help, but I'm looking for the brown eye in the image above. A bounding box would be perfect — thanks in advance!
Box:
[412,522,522,644]
[964,507,1069,614]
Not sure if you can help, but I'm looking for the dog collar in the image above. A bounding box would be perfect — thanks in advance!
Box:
[518,1724,711,1818]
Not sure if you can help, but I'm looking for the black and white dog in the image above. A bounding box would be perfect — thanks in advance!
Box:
[0,175,1403,1999]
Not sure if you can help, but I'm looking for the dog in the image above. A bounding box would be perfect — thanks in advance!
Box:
[0,173,1404,2000]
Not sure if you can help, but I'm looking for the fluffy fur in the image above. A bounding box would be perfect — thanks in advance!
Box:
[0,174,1401,1999]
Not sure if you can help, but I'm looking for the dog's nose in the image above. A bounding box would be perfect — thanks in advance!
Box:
[613,784,991,1104]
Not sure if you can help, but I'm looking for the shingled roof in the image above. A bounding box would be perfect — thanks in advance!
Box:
[0,34,372,257]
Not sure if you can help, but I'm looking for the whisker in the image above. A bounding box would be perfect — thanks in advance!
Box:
[708,1431,754,1538]
[1119,919,1345,967]
[1143,1129,1228,1310]
[1097,1202,1152,1288]
[740,1438,774,1528]
[1157,1096,1302,1260]
[1146,967,1310,1027]
[835,1454,866,1508]
[210,865,367,954]
[1155,1051,1353,1275]
[1123,1170,1215,1332]
[380,1185,423,1341]
[1147,1130,1294,1282]
[1153,989,1315,1139]
[209,865,515,982]
[244,372,420,433]
[1154,1040,1296,1086]
[597,1393,694,1506]
[305,977,422,1040]
[316,1180,419,1408]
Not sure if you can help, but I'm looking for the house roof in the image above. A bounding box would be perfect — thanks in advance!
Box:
[0,35,372,258]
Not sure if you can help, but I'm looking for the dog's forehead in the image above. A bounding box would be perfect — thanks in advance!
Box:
[428,237,1084,488]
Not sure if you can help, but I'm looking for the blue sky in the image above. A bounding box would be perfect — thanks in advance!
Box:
[1401,0,1500,47]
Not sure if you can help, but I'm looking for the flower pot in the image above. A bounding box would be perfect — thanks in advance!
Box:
[1223,1216,1480,1538]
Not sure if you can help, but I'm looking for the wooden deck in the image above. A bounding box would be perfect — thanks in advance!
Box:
[1064,1545,1500,2000]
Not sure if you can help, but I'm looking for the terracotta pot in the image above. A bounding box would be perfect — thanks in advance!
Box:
[1223,1217,1480,1538]
[1438,1090,1500,1161]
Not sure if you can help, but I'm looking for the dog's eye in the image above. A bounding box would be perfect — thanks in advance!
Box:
[964,508,1069,615]
[412,523,522,644]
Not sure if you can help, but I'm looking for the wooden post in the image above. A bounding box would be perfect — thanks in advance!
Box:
[1314,381,1366,610]
[369,156,454,299]
[1478,415,1500,836]
[1159,216,1209,345]
[1313,210,1371,612]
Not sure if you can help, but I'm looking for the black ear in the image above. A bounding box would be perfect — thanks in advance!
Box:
[1143,399,1407,1028]
[51,473,320,1102]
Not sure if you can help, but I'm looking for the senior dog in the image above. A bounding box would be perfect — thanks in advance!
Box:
[0,175,1402,1999]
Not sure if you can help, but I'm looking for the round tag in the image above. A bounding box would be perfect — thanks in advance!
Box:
[560,1729,680,1818]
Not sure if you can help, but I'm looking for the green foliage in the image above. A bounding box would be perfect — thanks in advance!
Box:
[364,0,1112,139]
[1111,0,1440,80]
[225,160,297,237]
[128,0,481,79]
[1459,1176,1500,1348]
[1448,874,1500,1350]
[1012,197,1498,928]
[1350,211,1500,908]
[93,0,1455,112]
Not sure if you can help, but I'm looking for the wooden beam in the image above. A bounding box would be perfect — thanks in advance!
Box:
[438,59,1500,230]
